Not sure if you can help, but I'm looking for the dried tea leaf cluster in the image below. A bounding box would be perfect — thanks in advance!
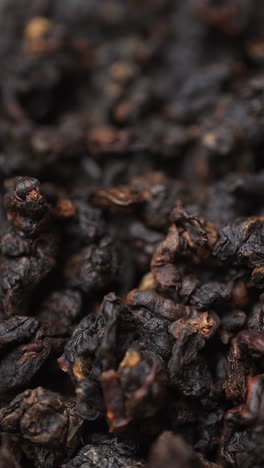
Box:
[0,0,264,467]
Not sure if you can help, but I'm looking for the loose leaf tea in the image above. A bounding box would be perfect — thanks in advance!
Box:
[0,0,264,466]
